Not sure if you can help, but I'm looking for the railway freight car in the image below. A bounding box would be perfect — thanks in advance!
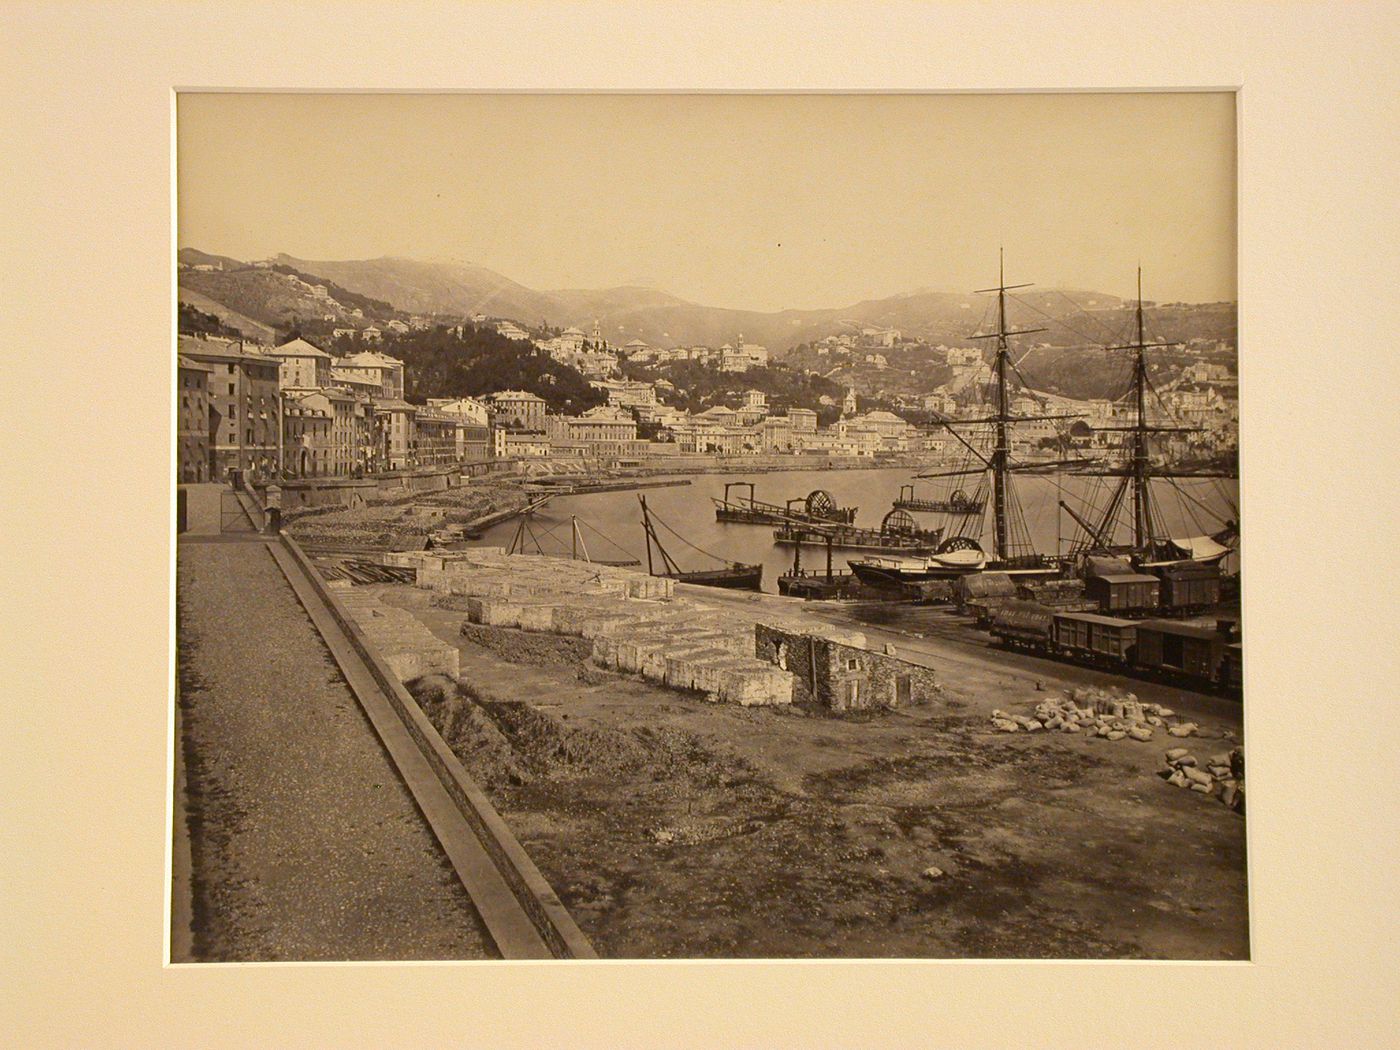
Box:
[1051,612,1139,664]
[987,600,1056,649]
[1084,571,1161,614]
[1133,619,1232,682]
[1151,560,1222,614]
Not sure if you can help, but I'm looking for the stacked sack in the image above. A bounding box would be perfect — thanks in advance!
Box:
[989,686,1185,743]
[1161,747,1245,811]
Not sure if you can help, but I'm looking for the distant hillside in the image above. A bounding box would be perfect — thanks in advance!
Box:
[177,247,247,271]
[176,286,278,344]
[181,248,1234,360]
[177,265,401,339]
[275,254,561,322]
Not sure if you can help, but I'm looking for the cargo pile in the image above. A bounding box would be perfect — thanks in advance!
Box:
[989,686,1194,743]
[1161,747,1245,811]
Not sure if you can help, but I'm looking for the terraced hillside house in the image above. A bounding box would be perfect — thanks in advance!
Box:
[178,334,281,481]
[177,355,213,482]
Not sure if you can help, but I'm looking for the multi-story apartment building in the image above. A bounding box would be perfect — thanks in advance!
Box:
[177,355,213,482]
[485,390,549,430]
[179,334,281,480]
[372,398,417,471]
[281,394,333,477]
[427,397,492,463]
[268,336,333,390]
[336,351,404,399]
[413,407,460,467]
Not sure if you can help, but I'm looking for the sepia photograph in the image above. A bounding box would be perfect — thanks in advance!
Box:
[9,2,1399,1046]
[173,90,1246,962]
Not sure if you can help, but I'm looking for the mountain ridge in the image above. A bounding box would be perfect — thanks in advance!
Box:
[181,248,1232,353]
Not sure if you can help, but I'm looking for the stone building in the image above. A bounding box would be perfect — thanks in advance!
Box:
[754,623,939,713]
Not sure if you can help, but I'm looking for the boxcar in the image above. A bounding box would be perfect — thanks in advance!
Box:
[1085,572,1161,614]
[1051,612,1139,664]
[989,600,1056,649]
[1133,619,1228,682]
[1222,642,1244,693]
[1153,561,1222,612]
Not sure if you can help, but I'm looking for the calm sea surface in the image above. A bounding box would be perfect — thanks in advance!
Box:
[475,466,1240,593]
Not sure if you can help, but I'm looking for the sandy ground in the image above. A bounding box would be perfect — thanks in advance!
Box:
[176,539,496,960]
[380,584,1248,960]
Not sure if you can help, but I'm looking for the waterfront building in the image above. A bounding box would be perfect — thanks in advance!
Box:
[281,393,333,477]
[179,334,282,480]
[372,398,417,471]
[493,426,553,458]
[177,355,214,482]
[412,407,459,467]
[757,415,794,452]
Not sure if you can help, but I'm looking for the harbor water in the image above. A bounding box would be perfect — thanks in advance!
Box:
[475,466,1240,594]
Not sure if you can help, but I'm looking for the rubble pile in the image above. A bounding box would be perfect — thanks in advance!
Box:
[989,686,1184,743]
[1161,747,1245,811]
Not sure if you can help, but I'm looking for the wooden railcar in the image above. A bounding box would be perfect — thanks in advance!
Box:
[1084,572,1161,614]
[1051,612,1139,663]
[1133,619,1229,682]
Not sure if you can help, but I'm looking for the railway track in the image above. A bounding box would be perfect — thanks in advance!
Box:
[255,511,595,958]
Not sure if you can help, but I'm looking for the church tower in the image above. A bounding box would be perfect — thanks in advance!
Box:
[843,387,858,417]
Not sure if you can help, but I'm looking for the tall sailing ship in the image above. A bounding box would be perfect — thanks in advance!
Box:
[849,254,1086,589]
[849,259,1239,591]
[1057,268,1238,570]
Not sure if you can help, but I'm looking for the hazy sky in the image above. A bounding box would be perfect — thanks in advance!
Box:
[178,92,1236,312]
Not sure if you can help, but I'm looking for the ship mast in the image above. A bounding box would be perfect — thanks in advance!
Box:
[1074,267,1231,559]
[970,249,1044,562]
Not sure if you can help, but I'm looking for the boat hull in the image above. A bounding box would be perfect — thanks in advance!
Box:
[664,565,764,592]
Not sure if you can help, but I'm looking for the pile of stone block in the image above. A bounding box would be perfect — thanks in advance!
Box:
[398,549,798,706]
[332,584,460,682]
[1161,747,1245,810]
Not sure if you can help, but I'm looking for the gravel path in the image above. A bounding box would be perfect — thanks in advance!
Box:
[176,539,496,960]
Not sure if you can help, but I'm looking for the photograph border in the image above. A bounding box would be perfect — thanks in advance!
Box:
[7,3,1396,1046]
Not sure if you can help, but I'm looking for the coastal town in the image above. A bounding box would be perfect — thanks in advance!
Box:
[178,258,1239,488]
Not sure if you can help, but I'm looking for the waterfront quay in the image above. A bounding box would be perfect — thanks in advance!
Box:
[173,484,595,961]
